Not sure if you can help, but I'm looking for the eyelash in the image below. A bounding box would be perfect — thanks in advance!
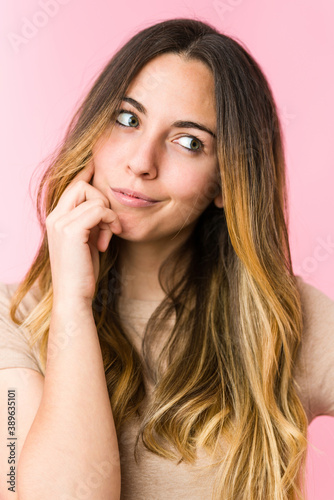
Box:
[114,108,205,154]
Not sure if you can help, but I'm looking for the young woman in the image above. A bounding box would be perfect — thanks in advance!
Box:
[0,17,333,500]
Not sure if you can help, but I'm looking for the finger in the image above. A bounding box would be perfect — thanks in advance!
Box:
[95,222,113,252]
[69,158,95,187]
[59,203,122,237]
[56,179,111,217]
[56,198,122,233]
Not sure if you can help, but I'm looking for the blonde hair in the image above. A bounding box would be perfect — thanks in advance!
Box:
[10,18,308,499]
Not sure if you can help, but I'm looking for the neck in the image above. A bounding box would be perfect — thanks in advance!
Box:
[116,235,191,301]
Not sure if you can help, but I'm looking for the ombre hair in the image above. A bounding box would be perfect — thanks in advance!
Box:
[10,18,308,499]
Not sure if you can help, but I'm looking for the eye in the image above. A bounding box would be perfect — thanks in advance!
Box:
[176,136,204,154]
[114,109,205,154]
[115,109,139,128]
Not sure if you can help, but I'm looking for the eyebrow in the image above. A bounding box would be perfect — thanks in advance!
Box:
[121,96,216,139]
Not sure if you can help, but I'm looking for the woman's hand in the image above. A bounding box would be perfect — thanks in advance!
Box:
[45,160,122,304]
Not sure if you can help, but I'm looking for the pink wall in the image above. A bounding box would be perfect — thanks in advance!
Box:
[1,0,333,496]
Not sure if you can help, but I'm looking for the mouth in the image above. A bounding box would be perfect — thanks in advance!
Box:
[110,187,160,208]
[111,187,158,202]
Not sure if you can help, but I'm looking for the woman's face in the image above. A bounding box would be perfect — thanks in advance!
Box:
[91,52,223,244]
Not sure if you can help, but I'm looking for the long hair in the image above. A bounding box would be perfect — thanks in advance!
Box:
[9,18,308,499]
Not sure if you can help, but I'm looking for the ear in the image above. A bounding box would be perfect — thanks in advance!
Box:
[213,190,224,209]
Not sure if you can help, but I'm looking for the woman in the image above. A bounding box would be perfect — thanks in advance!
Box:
[0,17,333,500]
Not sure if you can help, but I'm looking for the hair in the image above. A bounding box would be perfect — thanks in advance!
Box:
[9,17,309,500]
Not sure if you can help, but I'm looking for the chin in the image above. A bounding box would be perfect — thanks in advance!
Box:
[111,225,152,243]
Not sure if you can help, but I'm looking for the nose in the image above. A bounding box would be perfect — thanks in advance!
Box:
[126,132,159,179]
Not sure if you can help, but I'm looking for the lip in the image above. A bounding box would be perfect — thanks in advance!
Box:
[112,187,158,202]
[110,187,160,208]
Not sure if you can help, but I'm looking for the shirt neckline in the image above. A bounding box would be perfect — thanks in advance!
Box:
[119,297,163,303]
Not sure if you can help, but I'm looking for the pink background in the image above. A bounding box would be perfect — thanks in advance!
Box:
[1,0,333,496]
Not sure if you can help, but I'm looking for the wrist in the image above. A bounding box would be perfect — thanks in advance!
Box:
[51,296,94,316]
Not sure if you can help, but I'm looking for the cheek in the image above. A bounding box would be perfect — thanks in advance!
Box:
[92,133,122,172]
[168,185,207,224]
[90,153,113,195]
[175,171,219,211]
[91,148,120,189]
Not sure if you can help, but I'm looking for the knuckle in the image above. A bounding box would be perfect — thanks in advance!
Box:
[91,197,105,208]
[62,224,75,237]
[101,194,110,206]
[45,214,52,226]
[75,179,87,190]
[52,217,64,233]
[45,212,57,228]
[90,202,105,214]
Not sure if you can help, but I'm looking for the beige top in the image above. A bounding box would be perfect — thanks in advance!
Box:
[1,276,334,498]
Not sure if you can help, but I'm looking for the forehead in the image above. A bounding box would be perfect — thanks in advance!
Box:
[125,53,216,123]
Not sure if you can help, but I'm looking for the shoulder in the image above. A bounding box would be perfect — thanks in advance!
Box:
[0,280,43,375]
[0,281,12,306]
[0,280,42,319]
[293,275,334,422]
[0,281,19,320]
